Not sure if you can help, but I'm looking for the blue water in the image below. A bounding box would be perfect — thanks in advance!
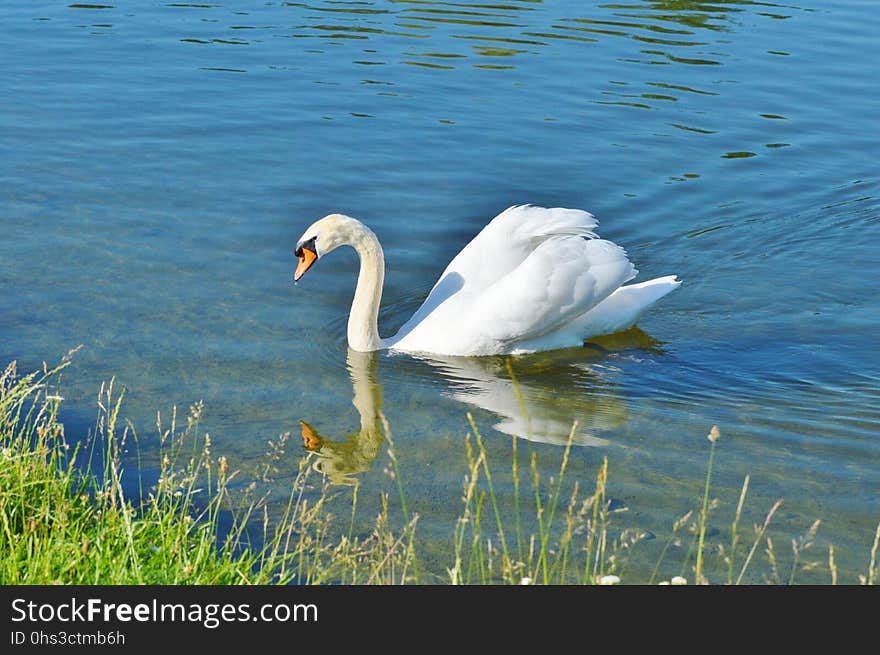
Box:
[2,1,878,583]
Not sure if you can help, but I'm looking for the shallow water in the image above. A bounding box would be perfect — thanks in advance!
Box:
[2,1,878,583]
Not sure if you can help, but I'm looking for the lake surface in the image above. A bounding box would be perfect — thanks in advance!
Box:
[2,1,878,583]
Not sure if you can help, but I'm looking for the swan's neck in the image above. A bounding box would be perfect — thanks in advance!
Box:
[348,224,385,352]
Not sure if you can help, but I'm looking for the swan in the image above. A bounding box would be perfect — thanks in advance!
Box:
[293,205,680,356]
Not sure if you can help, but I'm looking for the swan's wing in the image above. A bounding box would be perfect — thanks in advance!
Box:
[439,205,599,294]
[473,236,637,347]
[394,206,599,338]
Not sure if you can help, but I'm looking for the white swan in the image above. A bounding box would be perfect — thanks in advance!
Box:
[293,205,680,356]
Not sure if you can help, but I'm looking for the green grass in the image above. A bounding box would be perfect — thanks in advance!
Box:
[0,354,415,584]
[1,354,878,585]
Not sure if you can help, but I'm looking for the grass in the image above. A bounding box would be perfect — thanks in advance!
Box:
[1,354,878,585]
[0,354,415,584]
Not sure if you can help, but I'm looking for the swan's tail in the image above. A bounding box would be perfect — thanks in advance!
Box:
[570,275,682,338]
[621,275,682,307]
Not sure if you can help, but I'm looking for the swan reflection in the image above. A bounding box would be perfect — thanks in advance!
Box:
[414,355,619,447]
[413,327,662,447]
[302,329,661,484]
[300,349,385,486]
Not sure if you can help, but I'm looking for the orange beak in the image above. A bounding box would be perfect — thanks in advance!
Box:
[294,248,317,282]
[300,420,322,451]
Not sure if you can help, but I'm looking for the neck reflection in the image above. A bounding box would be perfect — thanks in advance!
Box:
[300,348,385,486]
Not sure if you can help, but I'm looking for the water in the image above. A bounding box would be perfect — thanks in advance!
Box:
[2,1,878,583]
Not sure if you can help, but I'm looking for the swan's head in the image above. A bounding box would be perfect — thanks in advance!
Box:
[294,213,364,282]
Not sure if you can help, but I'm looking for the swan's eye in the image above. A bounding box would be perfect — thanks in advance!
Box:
[295,236,317,258]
